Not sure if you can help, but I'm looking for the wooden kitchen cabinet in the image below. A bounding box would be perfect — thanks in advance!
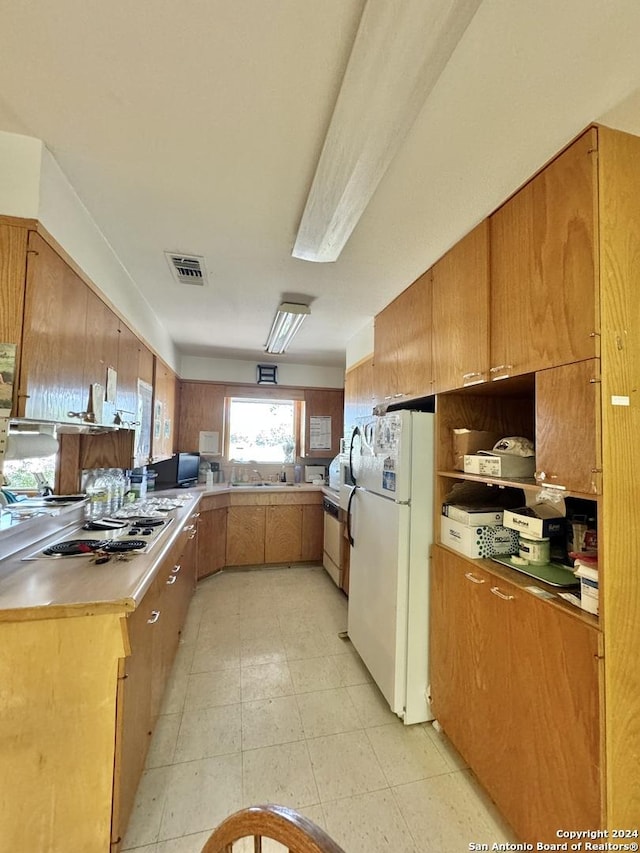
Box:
[302,388,345,457]
[116,321,154,428]
[301,503,323,561]
[151,356,178,462]
[373,269,433,403]
[430,545,601,842]
[178,381,225,452]
[226,504,266,566]
[0,222,29,412]
[489,128,598,379]
[535,359,601,494]
[112,514,198,847]
[18,231,88,422]
[344,355,374,436]
[111,575,160,847]
[225,492,323,567]
[431,221,490,393]
[197,495,228,578]
[83,287,120,425]
[265,504,303,563]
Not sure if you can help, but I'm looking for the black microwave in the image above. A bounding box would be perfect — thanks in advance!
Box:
[151,452,200,488]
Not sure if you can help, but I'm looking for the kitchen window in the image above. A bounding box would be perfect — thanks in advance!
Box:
[226,397,300,463]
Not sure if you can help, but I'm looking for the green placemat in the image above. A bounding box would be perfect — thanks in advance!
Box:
[491,554,580,588]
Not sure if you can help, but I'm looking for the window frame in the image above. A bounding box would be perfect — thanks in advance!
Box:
[224,396,303,464]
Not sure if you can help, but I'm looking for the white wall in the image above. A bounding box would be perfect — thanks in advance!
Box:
[0,132,42,218]
[0,131,178,372]
[180,355,344,389]
[345,321,374,369]
[38,149,178,371]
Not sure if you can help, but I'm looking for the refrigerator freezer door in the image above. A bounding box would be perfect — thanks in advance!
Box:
[347,488,411,719]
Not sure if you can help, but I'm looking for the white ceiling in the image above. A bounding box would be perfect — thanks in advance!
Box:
[2,0,640,369]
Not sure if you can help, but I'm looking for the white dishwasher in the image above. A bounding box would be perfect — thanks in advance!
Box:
[322,494,343,587]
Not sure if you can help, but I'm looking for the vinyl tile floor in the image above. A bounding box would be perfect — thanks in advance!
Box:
[122,564,516,853]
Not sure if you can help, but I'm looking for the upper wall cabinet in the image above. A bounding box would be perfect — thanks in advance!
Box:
[374,269,433,404]
[19,232,89,423]
[431,221,490,393]
[489,128,598,379]
[344,356,374,436]
[151,357,177,462]
[303,389,344,458]
[177,382,226,453]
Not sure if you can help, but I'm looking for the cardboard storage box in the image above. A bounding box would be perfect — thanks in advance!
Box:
[503,503,565,539]
[463,453,536,479]
[440,516,519,559]
[452,429,502,471]
[574,562,599,615]
[442,504,504,526]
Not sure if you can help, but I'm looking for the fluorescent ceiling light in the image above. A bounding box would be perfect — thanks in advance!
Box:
[265,302,311,354]
[292,0,482,263]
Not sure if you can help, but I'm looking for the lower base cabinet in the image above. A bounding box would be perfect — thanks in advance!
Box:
[198,496,228,578]
[225,494,323,567]
[111,514,198,848]
[429,544,602,842]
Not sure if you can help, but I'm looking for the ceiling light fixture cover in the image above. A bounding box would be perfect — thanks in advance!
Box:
[292,0,482,263]
[265,302,310,354]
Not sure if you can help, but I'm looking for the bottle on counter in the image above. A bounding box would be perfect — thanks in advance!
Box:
[85,468,110,519]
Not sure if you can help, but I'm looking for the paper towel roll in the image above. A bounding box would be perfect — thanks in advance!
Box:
[5,433,59,460]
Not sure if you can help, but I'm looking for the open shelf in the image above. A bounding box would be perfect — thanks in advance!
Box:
[436,469,601,502]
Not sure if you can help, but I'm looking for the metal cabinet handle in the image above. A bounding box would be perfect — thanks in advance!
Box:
[147,610,160,624]
[490,586,515,601]
[464,572,486,584]
[462,371,484,387]
[166,575,177,585]
[172,564,181,573]
[183,524,195,532]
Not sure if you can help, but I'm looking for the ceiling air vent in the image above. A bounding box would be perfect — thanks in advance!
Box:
[165,252,208,286]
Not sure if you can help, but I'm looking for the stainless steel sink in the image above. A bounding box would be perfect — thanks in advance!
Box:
[230,482,295,488]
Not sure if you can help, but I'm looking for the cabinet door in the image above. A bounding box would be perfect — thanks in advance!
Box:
[115,322,140,426]
[112,577,160,845]
[226,506,266,566]
[344,356,374,436]
[506,578,601,841]
[265,505,302,563]
[490,129,598,378]
[19,232,87,421]
[198,507,227,578]
[152,357,177,462]
[431,221,490,392]
[301,503,323,561]
[83,288,120,425]
[430,548,509,783]
[374,272,432,403]
[431,546,601,842]
[303,389,345,457]
[535,359,601,494]
[0,223,28,416]
[178,382,225,453]
[373,300,400,403]
[158,521,198,695]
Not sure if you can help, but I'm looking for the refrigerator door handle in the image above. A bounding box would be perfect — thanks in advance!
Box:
[349,426,360,486]
[346,485,357,546]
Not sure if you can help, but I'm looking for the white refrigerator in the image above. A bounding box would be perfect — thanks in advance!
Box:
[343,409,434,724]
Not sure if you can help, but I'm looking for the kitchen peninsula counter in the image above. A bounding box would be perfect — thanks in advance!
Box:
[0,490,200,621]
